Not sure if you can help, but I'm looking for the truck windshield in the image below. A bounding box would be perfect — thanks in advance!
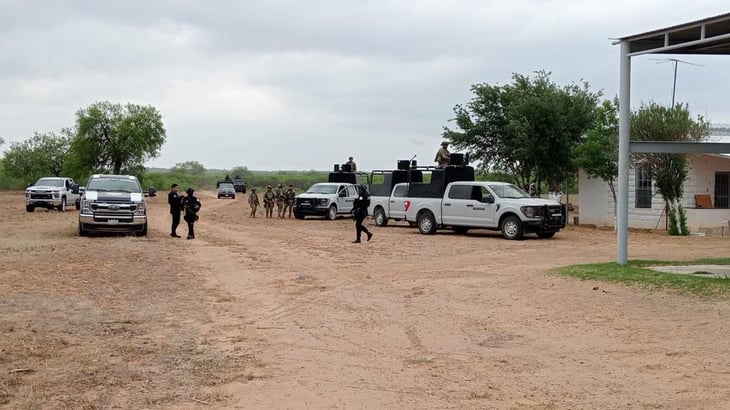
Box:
[219,183,234,189]
[305,184,338,194]
[87,178,142,193]
[488,184,530,199]
[34,178,65,187]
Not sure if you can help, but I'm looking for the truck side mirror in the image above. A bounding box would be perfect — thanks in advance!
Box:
[148,187,157,197]
[71,184,80,194]
[482,196,494,204]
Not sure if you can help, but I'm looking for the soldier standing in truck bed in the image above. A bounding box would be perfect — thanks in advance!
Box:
[263,185,275,218]
[248,187,260,217]
[434,141,450,168]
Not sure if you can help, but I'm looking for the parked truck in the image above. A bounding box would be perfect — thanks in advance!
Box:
[25,176,80,212]
[293,165,370,220]
[367,161,422,226]
[403,164,566,239]
[78,174,148,236]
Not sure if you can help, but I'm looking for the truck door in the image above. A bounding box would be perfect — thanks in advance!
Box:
[442,185,471,225]
[338,185,357,213]
[388,184,408,219]
[472,186,497,228]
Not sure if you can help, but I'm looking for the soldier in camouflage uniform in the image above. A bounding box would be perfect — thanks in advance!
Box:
[248,187,260,217]
[275,184,284,218]
[263,185,276,218]
[282,184,296,218]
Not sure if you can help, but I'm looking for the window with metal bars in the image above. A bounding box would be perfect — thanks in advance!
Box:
[635,165,653,209]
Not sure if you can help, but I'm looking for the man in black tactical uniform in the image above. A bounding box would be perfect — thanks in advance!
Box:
[181,187,202,240]
[168,183,182,238]
[351,184,373,243]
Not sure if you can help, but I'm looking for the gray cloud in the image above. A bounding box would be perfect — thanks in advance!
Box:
[1,0,729,171]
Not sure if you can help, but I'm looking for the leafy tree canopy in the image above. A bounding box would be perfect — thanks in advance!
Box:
[69,101,166,175]
[171,160,206,174]
[443,70,601,192]
[1,131,72,182]
[575,98,620,205]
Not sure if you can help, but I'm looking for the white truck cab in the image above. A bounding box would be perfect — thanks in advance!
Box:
[25,176,80,212]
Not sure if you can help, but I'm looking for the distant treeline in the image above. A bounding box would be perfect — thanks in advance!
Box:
[142,169,330,192]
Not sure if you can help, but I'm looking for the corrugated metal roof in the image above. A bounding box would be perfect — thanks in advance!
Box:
[620,12,730,41]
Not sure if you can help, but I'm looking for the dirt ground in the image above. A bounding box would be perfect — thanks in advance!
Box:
[2,190,730,409]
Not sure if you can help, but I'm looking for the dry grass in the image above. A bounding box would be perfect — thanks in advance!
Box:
[0,193,255,408]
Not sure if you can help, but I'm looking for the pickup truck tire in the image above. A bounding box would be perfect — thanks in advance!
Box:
[501,215,523,240]
[79,224,89,236]
[417,211,437,235]
[373,207,388,226]
[232,195,236,200]
[294,210,305,219]
[453,226,469,234]
[135,223,148,237]
[326,205,337,220]
[57,197,67,212]
[26,205,35,212]
[537,231,556,239]
[75,198,81,210]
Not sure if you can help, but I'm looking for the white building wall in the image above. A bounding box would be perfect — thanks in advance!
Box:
[579,154,730,230]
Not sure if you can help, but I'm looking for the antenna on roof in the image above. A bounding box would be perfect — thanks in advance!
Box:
[649,58,705,106]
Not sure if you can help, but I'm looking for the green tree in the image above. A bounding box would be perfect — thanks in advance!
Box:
[69,101,166,175]
[171,160,206,174]
[1,131,72,181]
[443,71,601,193]
[631,102,709,235]
[575,98,619,214]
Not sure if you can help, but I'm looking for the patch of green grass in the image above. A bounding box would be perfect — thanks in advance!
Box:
[553,258,730,297]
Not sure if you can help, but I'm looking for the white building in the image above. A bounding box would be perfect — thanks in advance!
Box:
[579,132,730,231]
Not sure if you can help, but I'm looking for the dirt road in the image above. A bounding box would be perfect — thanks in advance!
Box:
[2,190,730,409]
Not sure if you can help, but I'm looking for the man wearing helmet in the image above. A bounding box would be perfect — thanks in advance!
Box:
[263,185,276,218]
[181,187,202,239]
[434,141,450,168]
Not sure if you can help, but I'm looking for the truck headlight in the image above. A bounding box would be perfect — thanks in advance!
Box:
[81,200,91,212]
[134,202,146,215]
[317,198,328,206]
[521,206,540,218]
[25,191,31,199]
[52,190,60,198]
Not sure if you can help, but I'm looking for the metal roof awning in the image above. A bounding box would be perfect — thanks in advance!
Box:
[614,12,730,265]
[619,12,730,56]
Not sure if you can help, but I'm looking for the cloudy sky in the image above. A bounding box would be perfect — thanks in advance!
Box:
[1,1,728,171]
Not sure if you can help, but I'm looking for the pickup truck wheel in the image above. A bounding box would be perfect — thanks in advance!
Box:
[501,215,524,240]
[26,205,35,212]
[135,223,148,237]
[326,204,337,220]
[75,198,81,210]
[294,211,305,220]
[537,231,556,239]
[417,211,437,235]
[79,224,89,236]
[232,195,236,200]
[453,226,469,234]
[373,207,388,226]
[57,197,67,212]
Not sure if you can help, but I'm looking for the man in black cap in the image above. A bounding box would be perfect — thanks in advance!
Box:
[168,183,182,237]
[181,187,201,239]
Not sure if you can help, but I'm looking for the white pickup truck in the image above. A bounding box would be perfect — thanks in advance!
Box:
[404,181,566,239]
[294,182,359,220]
[25,176,80,212]
[368,182,410,226]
